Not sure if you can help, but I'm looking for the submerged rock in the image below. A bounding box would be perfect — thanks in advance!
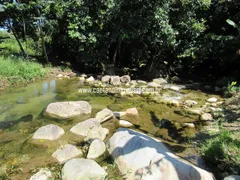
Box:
[33,124,64,140]
[120,75,131,83]
[45,101,91,119]
[70,118,109,141]
[62,158,107,180]
[95,108,114,123]
[29,168,52,180]
[107,128,214,180]
[52,144,83,164]
[87,139,106,160]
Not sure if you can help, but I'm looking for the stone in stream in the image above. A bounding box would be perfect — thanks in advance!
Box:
[101,75,111,83]
[153,78,167,85]
[45,101,91,119]
[120,75,131,83]
[137,80,147,85]
[52,144,83,164]
[29,168,52,180]
[62,158,107,180]
[95,108,114,123]
[147,82,161,88]
[110,76,121,86]
[86,76,95,83]
[87,139,106,160]
[33,124,64,140]
[125,107,139,116]
[184,100,198,107]
[200,113,213,121]
[119,120,134,128]
[170,85,181,91]
[207,97,218,103]
[70,118,109,141]
[107,128,214,180]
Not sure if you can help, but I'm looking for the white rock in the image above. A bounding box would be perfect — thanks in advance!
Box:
[119,120,134,128]
[201,113,213,121]
[70,118,109,141]
[101,75,111,83]
[224,175,240,180]
[187,109,202,115]
[110,76,121,86]
[113,112,126,118]
[57,74,63,78]
[170,85,181,91]
[184,100,198,107]
[52,144,83,164]
[86,76,95,83]
[125,108,139,116]
[87,139,106,159]
[137,80,147,84]
[207,97,218,103]
[183,123,195,128]
[45,101,91,119]
[78,76,85,82]
[107,128,214,180]
[120,75,131,83]
[95,108,114,123]
[62,158,107,180]
[148,82,161,88]
[153,78,167,85]
[130,80,137,85]
[33,124,64,140]
[29,168,51,180]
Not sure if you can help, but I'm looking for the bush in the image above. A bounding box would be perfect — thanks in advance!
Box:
[200,130,240,174]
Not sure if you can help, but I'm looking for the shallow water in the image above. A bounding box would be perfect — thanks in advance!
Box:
[0,78,219,179]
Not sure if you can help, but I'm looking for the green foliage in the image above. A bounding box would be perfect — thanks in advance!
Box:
[225,81,240,97]
[200,130,240,174]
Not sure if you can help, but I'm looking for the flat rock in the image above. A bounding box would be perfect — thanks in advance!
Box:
[107,128,214,180]
[70,118,109,141]
[30,168,51,180]
[87,139,106,159]
[52,144,83,164]
[184,100,198,107]
[33,124,64,140]
[62,158,107,180]
[119,120,134,127]
[95,108,114,123]
[200,113,213,121]
[148,82,161,88]
[137,80,147,84]
[207,97,218,103]
[45,101,91,119]
[153,78,167,85]
[125,108,138,116]
[120,75,131,83]
[101,75,111,83]
[170,85,181,91]
[110,76,121,86]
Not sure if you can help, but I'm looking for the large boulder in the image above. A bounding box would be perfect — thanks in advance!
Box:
[107,128,214,180]
[62,158,107,180]
[95,108,114,123]
[29,168,52,180]
[87,139,106,160]
[33,124,64,140]
[110,76,121,86]
[45,101,91,119]
[52,144,83,164]
[70,118,109,141]
[120,75,131,83]
[101,75,111,83]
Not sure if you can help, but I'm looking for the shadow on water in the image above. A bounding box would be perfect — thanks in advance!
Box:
[110,128,213,180]
[0,115,33,130]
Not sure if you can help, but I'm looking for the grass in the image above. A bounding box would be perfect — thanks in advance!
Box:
[200,130,240,174]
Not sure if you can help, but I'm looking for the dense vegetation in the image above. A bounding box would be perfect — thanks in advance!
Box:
[0,0,240,78]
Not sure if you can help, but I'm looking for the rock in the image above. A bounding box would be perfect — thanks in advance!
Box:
[183,123,195,128]
[79,74,87,78]
[101,75,111,83]
[110,76,121,86]
[95,108,114,123]
[184,100,198,107]
[87,139,106,159]
[57,74,63,78]
[119,120,134,127]
[113,112,126,119]
[86,76,95,83]
[130,80,137,85]
[33,124,64,140]
[70,118,109,141]
[168,100,180,107]
[62,158,107,180]
[125,108,139,116]
[107,128,214,180]
[153,78,167,85]
[120,75,131,83]
[45,101,91,119]
[170,85,181,91]
[78,76,85,82]
[137,80,147,85]
[224,175,240,180]
[207,97,218,103]
[186,108,202,115]
[52,144,83,164]
[200,113,213,121]
[148,82,161,88]
[30,168,52,180]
